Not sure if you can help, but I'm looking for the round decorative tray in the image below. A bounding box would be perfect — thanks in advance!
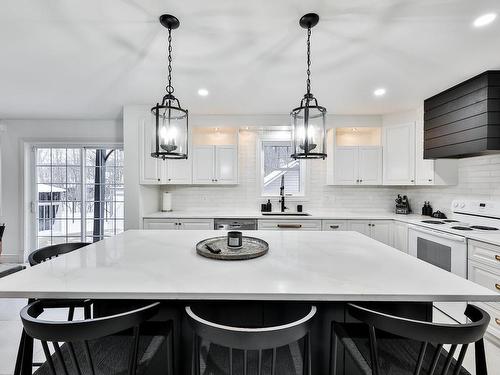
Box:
[196,236,269,260]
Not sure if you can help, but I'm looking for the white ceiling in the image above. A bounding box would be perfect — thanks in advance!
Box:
[1,0,499,119]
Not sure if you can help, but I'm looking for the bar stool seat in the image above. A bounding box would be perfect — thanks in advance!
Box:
[186,304,317,375]
[33,334,165,375]
[330,303,490,375]
[333,323,471,375]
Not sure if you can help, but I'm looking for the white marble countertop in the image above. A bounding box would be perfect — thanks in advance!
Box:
[0,230,497,302]
[143,210,399,220]
[143,210,500,246]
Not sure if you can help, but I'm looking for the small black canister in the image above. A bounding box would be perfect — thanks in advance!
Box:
[227,231,243,248]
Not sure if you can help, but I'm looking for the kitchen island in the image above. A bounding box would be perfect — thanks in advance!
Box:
[1,230,498,374]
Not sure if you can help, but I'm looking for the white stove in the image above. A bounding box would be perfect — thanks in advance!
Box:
[419,200,500,232]
[409,200,500,323]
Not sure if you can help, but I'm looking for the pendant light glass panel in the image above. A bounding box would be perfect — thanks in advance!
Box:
[291,101,326,159]
[151,101,188,159]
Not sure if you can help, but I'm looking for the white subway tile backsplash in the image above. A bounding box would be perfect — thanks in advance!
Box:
[163,134,500,215]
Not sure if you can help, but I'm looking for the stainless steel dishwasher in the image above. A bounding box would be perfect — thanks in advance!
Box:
[214,219,257,230]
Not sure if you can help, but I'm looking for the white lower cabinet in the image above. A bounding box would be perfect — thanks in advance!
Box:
[467,239,500,374]
[143,218,214,230]
[348,220,393,246]
[392,221,408,253]
[258,220,322,231]
[322,220,348,231]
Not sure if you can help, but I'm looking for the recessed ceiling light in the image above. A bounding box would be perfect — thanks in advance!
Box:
[473,13,497,28]
[374,88,386,97]
[197,88,209,96]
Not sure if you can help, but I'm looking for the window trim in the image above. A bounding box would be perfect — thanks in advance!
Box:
[24,142,123,260]
[256,134,308,200]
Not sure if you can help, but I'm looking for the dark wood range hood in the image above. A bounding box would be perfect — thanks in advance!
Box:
[424,70,500,158]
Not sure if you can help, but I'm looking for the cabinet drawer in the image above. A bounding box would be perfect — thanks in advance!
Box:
[472,302,500,341]
[468,240,500,269]
[468,260,500,309]
[258,220,322,231]
[322,220,348,231]
[143,218,178,230]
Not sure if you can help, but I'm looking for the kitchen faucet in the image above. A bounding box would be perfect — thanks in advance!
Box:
[279,174,288,212]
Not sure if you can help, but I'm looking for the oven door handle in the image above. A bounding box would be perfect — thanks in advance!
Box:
[408,225,466,243]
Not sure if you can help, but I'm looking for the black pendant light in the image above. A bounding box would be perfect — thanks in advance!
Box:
[151,14,188,160]
[290,13,327,160]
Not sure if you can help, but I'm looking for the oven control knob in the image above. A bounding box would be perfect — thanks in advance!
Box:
[460,202,465,208]
[453,202,459,208]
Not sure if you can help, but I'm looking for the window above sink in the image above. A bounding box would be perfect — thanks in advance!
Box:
[257,137,307,198]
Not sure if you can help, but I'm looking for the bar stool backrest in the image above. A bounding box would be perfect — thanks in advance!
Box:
[347,303,490,375]
[28,242,91,266]
[186,305,316,375]
[186,305,316,351]
[20,300,160,375]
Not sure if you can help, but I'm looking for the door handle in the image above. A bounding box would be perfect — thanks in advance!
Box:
[277,224,302,229]
[495,255,500,261]
[495,283,500,291]
[330,225,340,229]
[496,318,500,326]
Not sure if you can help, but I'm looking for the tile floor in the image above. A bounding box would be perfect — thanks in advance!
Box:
[0,298,79,375]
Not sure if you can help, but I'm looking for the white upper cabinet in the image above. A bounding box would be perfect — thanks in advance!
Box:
[333,146,382,185]
[334,147,358,185]
[192,146,215,184]
[358,147,382,185]
[191,128,239,185]
[383,122,416,185]
[215,145,238,183]
[328,127,382,186]
[164,158,192,184]
[193,145,238,185]
[139,118,162,184]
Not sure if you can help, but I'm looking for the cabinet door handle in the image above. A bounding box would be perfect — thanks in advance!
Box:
[330,225,340,229]
[495,283,500,291]
[410,179,415,183]
[496,318,500,326]
[495,255,500,261]
[277,224,302,229]
[428,179,432,182]
[359,179,363,183]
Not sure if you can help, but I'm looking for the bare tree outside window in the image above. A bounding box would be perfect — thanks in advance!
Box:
[35,147,124,249]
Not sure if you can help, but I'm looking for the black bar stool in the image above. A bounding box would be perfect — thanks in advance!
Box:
[329,303,490,375]
[15,242,92,375]
[185,304,317,375]
[28,242,91,266]
[20,300,172,375]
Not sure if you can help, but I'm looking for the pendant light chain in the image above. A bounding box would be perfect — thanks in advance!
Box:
[306,26,312,95]
[166,27,174,95]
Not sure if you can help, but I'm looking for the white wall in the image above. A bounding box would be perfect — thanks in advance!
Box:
[0,119,122,262]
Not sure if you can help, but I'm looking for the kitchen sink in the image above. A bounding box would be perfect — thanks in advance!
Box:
[261,212,311,216]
